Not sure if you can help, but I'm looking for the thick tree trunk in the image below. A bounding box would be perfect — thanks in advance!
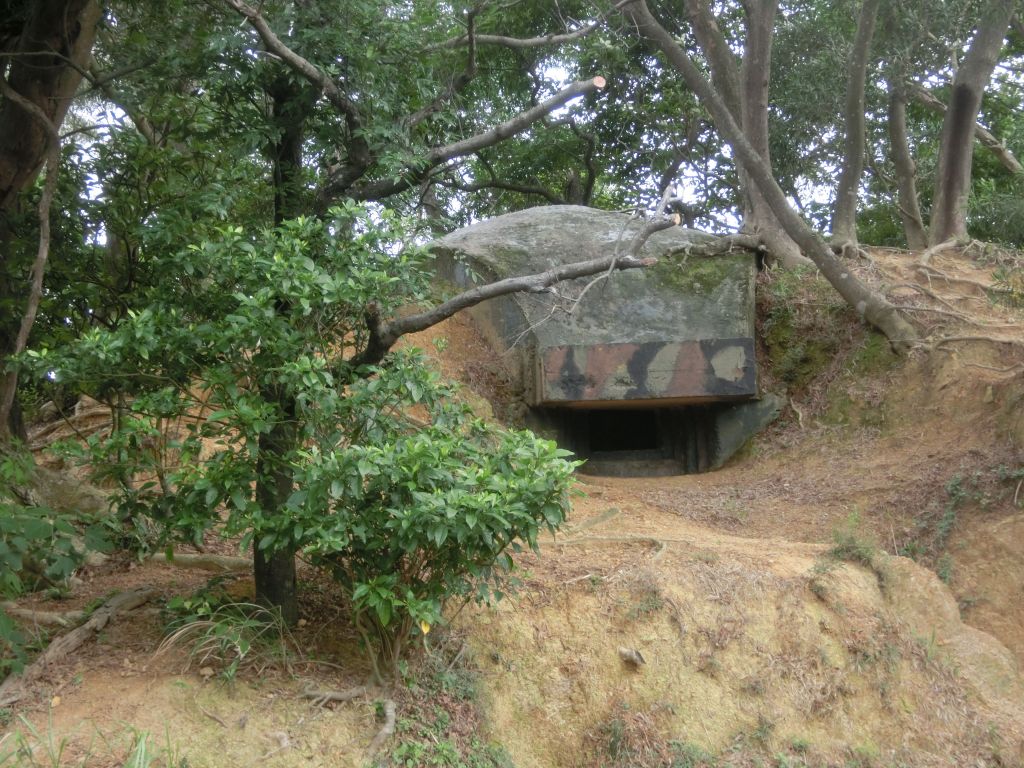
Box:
[929,0,1016,244]
[250,79,315,624]
[681,0,805,267]
[738,0,805,268]
[0,0,100,441]
[887,85,929,251]
[909,83,1023,176]
[254,392,300,626]
[831,0,881,249]
[622,0,917,351]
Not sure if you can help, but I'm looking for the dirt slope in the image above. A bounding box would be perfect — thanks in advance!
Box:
[4,246,1024,767]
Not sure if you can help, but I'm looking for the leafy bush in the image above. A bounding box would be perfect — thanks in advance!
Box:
[37,205,578,678]
[299,388,576,679]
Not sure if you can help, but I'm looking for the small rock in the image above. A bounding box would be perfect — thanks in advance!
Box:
[618,646,646,669]
[50,695,61,708]
[199,666,215,679]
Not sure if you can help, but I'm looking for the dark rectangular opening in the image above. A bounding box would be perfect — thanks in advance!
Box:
[532,405,723,476]
[588,409,659,452]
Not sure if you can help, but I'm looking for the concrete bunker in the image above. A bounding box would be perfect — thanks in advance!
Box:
[431,206,780,476]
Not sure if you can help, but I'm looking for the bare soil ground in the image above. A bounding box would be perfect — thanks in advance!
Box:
[3,246,1024,767]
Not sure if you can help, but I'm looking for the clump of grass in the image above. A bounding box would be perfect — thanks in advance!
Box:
[825,513,891,594]
[155,601,293,680]
[594,704,668,768]
[0,718,184,768]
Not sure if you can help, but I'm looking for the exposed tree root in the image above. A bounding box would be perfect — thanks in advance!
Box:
[367,699,397,757]
[889,282,971,315]
[929,335,1024,350]
[148,552,250,572]
[915,264,1002,294]
[0,602,85,627]
[301,684,371,707]
[0,588,157,706]
[918,238,960,266]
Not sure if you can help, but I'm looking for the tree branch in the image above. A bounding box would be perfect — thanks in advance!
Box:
[431,20,603,50]
[336,77,606,203]
[438,176,565,204]
[347,210,677,370]
[406,6,481,128]
[620,0,917,351]
[907,81,1023,175]
[222,0,372,190]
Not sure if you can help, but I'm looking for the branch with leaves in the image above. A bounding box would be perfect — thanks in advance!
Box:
[335,77,607,203]
[223,0,605,206]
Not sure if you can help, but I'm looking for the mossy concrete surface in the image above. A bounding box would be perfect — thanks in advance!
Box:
[430,206,758,407]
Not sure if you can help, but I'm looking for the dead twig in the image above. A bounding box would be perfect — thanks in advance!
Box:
[930,335,1024,349]
[197,700,228,728]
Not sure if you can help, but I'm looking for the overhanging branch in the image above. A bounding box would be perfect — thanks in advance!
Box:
[431,21,603,50]
[337,77,606,202]
[347,211,677,370]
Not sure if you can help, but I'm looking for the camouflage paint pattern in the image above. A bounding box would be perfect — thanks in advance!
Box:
[538,338,756,406]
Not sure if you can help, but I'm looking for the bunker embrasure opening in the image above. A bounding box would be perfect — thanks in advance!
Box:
[534,404,723,476]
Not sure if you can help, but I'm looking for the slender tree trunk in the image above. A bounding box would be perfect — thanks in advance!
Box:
[254,393,300,625]
[908,83,1023,175]
[929,0,1016,244]
[0,0,100,441]
[250,78,316,623]
[737,0,806,268]
[622,0,917,351]
[831,0,881,250]
[887,85,929,250]
[681,0,806,267]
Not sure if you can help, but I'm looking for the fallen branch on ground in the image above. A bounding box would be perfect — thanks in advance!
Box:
[0,588,157,706]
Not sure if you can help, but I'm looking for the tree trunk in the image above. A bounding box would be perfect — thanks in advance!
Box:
[887,85,929,251]
[908,83,1023,176]
[622,0,917,351]
[0,0,101,441]
[681,0,806,267]
[740,0,806,267]
[250,78,315,624]
[831,0,881,250]
[929,0,1016,244]
[254,391,300,626]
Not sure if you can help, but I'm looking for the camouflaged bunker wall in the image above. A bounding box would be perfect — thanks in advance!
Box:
[430,206,781,475]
